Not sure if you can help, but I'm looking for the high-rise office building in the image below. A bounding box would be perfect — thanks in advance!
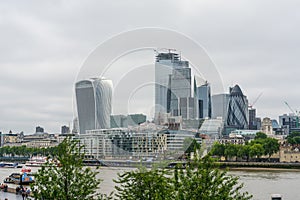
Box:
[255,117,262,130]
[61,125,70,134]
[36,126,44,133]
[75,78,113,134]
[211,94,229,122]
[155,52,183,118]
[197,82,212,119]
[72,117,79,134]
[169,66,192,116]
[279,113,300,134]
[248,108,257,130]
[155,51,196,121]
[226,85,249,129]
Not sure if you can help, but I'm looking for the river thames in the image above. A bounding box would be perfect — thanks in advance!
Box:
[0,167,299,199]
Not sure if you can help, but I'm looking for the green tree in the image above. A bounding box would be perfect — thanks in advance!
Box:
[115,157,252,200]
[210,142,225,158]
[263,138,280,159]
[236,145,250,161]
[249,144,264,159]
[287,132,300,144]
[114,167,174,200]
[224,144,237,161]
[32,137,107,200]
[174,157,252,200]
[242,145,251,161]
[254,132,267,140]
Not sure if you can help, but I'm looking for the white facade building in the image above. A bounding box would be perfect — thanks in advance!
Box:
[79,128,167,159]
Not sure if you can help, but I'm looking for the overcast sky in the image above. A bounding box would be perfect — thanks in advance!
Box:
[1,0,300,133]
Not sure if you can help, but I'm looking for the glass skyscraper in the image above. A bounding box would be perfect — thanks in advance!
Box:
[211,93,230,122]
[75,78,113,134]
[197,82,212,119]
[226,85,249,129]
[155,51,196,121]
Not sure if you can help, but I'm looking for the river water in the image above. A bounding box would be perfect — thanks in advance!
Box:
[0,167,299,200]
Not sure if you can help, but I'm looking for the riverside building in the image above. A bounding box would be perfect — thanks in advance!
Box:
[78,124,201,160]
[79,128,167,159]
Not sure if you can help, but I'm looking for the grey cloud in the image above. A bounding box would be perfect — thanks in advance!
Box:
[1,0,300,132]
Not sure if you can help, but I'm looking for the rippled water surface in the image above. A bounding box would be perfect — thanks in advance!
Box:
[1,167,299,199]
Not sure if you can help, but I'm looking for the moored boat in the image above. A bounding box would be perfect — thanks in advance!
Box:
[3,172,34,185]
[0,162,18,168]
[25,156,47,167]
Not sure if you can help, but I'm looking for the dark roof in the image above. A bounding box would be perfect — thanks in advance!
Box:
[230,85,244,96]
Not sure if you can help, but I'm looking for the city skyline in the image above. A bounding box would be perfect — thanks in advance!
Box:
[1,1,300,133]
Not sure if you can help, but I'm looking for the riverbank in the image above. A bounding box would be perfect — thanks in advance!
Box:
[218,161,300,171]
[100,160,300,171]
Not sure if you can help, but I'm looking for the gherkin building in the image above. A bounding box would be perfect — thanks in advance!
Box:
[226,85,249,129]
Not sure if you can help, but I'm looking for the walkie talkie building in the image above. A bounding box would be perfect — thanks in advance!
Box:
[75,78,113,134]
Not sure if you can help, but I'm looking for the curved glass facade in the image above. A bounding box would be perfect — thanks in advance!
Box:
[226,85,249,129]
[76,78,112,134]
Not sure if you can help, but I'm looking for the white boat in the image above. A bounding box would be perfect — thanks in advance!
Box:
[25,156,47,167]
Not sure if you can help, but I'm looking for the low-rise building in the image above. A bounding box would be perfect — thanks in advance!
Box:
[219,134,245,145]
[79,128,168,159]
[24,139,58,148]
[261,117,273,135]
[1,131,59,148]
[0,132,23,147]
[279,144,300,163]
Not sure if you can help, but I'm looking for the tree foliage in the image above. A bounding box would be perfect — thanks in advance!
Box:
[32,137,107,200]
[262,138,280,158]
[210,142,225,157]
[183,137,201,155]
[114,167,174,200]
[210,132,280,161]
[115,157,252,200]
[0,145,59,158]
[249,144,264,159]
[224,144,237,160]
[254,132,267,140]
[174,157,252,200]
[287,132,300,144]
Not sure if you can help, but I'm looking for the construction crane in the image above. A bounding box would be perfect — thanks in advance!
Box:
[284,101,299,128]
[249,92,263,109]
